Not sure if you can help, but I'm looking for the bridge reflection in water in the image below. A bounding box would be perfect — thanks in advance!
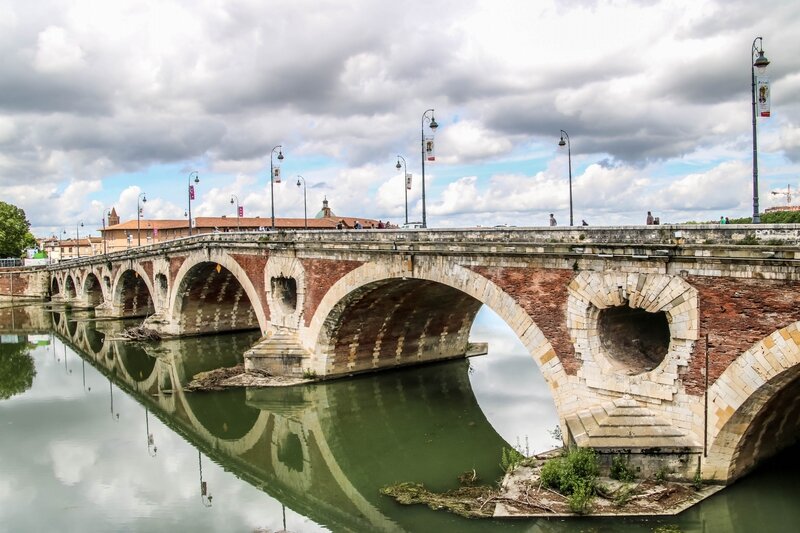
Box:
[48,307,515,532]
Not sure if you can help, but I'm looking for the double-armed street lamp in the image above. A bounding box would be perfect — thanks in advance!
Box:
[187,171,200,236]
[558,130,574,226]
[76,222,84,257]
[270,145,284,229]
[230,194,241,230]
[136,192,147,246]
[296,176,307,229]
[395,155,409,225]
[751,37,771,224]
[420,109,438,228]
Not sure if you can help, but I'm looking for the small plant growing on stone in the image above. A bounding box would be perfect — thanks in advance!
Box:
[548,424,563,443]
[539,447,599,514]
[692,465,703,490]
[610,455,637,482]
[613,484,634,507]
[500,446,525,473]
[302,368,318,380]
[655,465,670,483]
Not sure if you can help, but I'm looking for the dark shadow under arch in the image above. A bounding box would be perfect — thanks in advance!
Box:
[116,270,155,318]
[84,273,103,307]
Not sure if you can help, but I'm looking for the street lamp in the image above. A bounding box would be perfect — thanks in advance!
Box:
[751,37,770,224]
[199,450,213,507]
[187,171,200,236]
[420,109,438,228]
[136,192,147,246]
[296,176,307,229]
[76,222,84,257]
[558,130,574,226]
[396,155,409,225]
[230,195,241,230]
[270,145,284,229]
[145,409,157,457]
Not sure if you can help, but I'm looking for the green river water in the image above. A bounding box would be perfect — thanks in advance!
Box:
[0,302,798,532]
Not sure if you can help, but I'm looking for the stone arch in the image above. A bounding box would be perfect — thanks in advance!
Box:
[705,322,800,482]
[567,272,698,402]
[306,258,565,389]
[112,265,156,318]
[265,255,306,329]
[168,252,266,336]
[82,272,104,307]
[51,277,60,296]
[64,274,77,300]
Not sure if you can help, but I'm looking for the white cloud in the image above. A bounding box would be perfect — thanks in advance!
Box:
[34,26,86,73]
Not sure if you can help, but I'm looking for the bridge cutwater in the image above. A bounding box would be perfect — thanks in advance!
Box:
[7,224,800,484]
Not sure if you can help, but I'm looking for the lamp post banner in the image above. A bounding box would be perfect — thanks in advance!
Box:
[406,173,412,190]
[238,206,244,217]
[273,167,281,183]
[189,185,195,200]
[757,77,771,117]
[424,136,435,161]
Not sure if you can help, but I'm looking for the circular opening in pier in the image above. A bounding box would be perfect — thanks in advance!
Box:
[155,273,168,304]
[271,276,298,314]
[597,305,670,374]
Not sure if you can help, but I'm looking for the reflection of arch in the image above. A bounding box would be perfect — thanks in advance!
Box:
[170,255,265,335]
[307,260,564,387]
[118,343,157,382]
[113,267,155,317]
[82,272,104,307]
[707,321,800,482]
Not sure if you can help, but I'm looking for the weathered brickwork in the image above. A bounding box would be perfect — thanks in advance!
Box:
[471,266,579,374]
[231,254,270,321]
[0,270,30,296]
[140,260,153,282]
[684,276,800,396]
[169,256,187,286]
[301,258,363,327]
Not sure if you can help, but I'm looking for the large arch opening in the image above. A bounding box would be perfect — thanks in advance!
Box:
[319,279,483,375]
[721,368,800,481]
[175,262,259,336]
[51,277,60,296]
[116,270,155,318]
[83,273,104,307]
[64,276,77,300]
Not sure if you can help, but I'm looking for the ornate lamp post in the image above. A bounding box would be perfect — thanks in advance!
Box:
[396,155,409,225]
[558,130,574,226]
[187,171,199,235]
[751,37,770,224]
[230,194,241,230]
[270,145,284,229]
[76,222,84,257]
[296,176,307,229]
[420,109,438,228]
[136,192,147,246]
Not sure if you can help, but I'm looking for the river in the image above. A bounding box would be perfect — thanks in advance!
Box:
[0,302,798,532]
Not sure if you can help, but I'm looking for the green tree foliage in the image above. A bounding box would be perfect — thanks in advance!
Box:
[0,342,36,400]
[0,201,37,258]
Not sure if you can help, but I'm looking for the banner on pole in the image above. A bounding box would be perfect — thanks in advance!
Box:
[153,228,158,236]
[424,136,435,161]
[273,167,281,183]
[238,206,244,218]
[406,172,412,190]
[189,185,195,200]
[757,77,771,117]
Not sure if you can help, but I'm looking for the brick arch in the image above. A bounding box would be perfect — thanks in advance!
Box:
[81,271,105,306]
[168,252,267,336]
[306,258,566,390]
[705,321,800,482]
[112,264,156,318]
[51,276,60,296]
[63,274,78,300]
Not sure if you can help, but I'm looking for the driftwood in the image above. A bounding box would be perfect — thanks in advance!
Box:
[118,325,162,341]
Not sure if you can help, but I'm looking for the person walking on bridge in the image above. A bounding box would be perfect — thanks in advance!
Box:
[549,214,557,226]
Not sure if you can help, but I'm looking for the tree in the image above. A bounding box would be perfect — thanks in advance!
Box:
[0,201,37,258]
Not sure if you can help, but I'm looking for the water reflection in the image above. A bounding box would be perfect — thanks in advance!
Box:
[3,305,800,532]
[0,335,36,400]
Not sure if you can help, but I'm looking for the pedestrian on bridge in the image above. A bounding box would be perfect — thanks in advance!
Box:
[549,214,557,226]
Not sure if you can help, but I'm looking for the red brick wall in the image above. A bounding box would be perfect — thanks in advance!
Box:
[683,277,800,395]
[302,258,363,326]
[230,254,269,321]
[0,270,30,296]
[169,256,187,286]
[471,266,580,374]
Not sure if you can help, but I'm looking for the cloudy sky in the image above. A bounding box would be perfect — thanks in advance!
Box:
[1,0,799,237]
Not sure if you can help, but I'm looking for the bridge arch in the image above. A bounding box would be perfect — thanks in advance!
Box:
[112,265,156,318]
[706,322,800,482]
[306,258,566,390]
[51,277,60,296]
[81,272,104,307]
[168,253,266,336]
[64,275,77,300]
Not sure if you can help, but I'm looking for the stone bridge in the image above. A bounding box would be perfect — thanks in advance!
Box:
[44,226,800,483]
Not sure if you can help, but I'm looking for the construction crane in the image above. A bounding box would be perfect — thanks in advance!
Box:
[771,184,792,204]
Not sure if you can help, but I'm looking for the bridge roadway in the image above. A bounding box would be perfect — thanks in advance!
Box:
[43,225,800,483]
